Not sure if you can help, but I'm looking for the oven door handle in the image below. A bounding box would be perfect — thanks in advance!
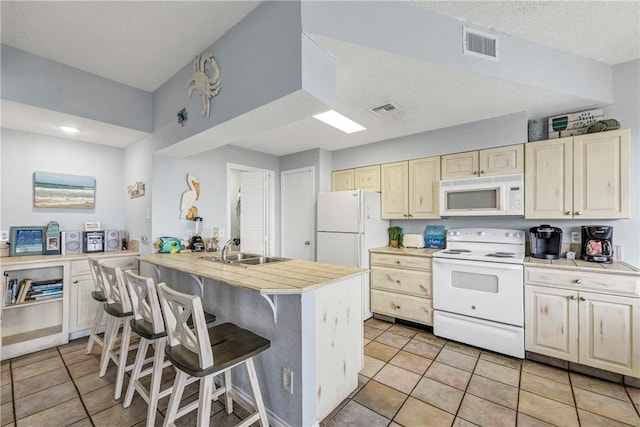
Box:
[433,257,523,271]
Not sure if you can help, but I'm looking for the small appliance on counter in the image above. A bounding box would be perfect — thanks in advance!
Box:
[83,231,104,253]
[529,225,562,260]
[403,234,425,248]
[62,231,83,254]
[582,225,613,263]
[103,229,121,252]
[188,217,205,252]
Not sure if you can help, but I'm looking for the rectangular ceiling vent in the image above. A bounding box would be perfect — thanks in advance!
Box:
[463,27,498,61]
[368,102,402,117]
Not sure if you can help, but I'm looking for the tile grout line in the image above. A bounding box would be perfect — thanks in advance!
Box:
[56,345,96,427]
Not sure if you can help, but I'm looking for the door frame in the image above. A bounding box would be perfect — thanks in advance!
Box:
[280,166,316,260]
[226,163,276,256]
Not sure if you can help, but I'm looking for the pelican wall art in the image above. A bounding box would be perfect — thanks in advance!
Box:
[180,173,200,219]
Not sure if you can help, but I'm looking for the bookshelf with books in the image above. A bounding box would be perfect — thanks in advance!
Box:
[1,260,70,359]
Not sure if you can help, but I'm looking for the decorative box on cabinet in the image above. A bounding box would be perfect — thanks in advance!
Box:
[441,144,523,179]
[525,265,640,377]
[525,129,630,219]
[69,254,139,339]
[381,156,440,219]
[1,260,70,360]
[370,250,433,325]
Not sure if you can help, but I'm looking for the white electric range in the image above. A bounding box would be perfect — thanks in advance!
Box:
[432,228,526,358]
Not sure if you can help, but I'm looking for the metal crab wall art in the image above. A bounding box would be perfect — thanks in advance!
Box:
[187,53,221,118]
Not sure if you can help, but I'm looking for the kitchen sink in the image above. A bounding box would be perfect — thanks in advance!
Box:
[234,256,288,265]
[200,253,289,266]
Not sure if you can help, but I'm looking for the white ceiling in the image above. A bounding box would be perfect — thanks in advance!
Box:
[1,1,638,156]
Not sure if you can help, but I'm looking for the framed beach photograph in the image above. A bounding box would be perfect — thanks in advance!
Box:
[33,171,95,209]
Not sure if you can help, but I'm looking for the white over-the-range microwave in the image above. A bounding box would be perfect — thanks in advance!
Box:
[439,174,524,216]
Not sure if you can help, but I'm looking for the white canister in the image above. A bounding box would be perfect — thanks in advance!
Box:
[0,242,9,257]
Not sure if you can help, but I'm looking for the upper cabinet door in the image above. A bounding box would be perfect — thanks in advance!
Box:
[573,129,630,219]
[409,157,440,219]
[331,169,355,192]
[525,138,573,219]
[381,161,409,219]
[479,144,523,176]
[441,151,478,179]
[354,165,381,192]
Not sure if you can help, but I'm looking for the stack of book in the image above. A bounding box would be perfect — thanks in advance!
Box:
[4,275,63,305]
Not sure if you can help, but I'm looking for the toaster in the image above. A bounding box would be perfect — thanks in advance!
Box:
[403,234,425,248]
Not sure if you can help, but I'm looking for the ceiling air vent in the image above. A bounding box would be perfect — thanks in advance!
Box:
[368,102,402,117]
[463,27,498,60]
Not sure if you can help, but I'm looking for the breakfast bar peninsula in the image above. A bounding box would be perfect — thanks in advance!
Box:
[138,252,366,427]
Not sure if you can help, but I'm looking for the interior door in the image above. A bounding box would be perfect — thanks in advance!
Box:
[281,167,315,261]
[240,171,268,255]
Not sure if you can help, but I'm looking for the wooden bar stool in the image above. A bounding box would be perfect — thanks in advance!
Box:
[122,270,173,427]
[98,262,136,400]
[157,283,271,427]
[85,258,108,354]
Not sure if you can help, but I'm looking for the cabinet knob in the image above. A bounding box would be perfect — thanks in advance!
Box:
[473,171,478,175]
[569,295,577,300]
[304,241,310,245]
[73,280,78,284]
[579,297,586,301]
[480,170,485,174]
[574,279,582,284]
[408,214,412,218]
[575,211,582,215]
[391,303,400,310]
[566,211,572,215]
[404,214,408,217]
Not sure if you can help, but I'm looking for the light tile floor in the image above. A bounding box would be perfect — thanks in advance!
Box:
[321,318,640,427]
[1,318,640,427]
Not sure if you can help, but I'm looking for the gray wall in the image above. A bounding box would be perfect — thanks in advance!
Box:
[1,45,152,133]
[0,128,126,232]
[151,145,281,253]
[123,136,154,252]
[331,90,640,266]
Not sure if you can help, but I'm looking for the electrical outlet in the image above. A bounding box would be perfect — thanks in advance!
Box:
[219,228,226,238]
[282,368,293,394]
[571,231,580,244]
[0,230,7,241]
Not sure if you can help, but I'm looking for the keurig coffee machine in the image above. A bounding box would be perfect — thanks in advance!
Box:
[581,225,613,263]
[529,225,562,259]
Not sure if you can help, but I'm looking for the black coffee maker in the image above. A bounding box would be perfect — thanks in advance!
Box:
[581,225,613,263]
[529,225,563,260]
[188,217,205,252]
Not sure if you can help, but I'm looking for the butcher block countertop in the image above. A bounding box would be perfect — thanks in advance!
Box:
[370,246,439,257]
[138,252,365,295]
[525,257,639,276]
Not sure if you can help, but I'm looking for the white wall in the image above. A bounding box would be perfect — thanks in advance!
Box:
[1,128,125,232]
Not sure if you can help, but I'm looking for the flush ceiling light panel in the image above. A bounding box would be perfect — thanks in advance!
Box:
[313,110,366,134]
[58,125,81,134]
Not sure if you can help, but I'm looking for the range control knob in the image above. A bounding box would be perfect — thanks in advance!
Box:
[506,232,513,238]
[515,232,522,239]
[454,231,460,236]
[478,231,486,236]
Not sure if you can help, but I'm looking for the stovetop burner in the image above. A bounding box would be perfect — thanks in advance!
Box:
[486,252,515,258]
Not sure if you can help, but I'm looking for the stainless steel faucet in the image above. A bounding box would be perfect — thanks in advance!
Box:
[221,237,240,261]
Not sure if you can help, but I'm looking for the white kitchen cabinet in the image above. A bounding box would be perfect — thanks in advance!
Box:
[525,129,630,219]
[381,157,440,219]
[441,144,523,179]
[370,250,433,325]
[331,169,354,191]
[69,255,138,338]
[525,265,640,377]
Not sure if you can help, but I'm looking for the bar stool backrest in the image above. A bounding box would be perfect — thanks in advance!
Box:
[124,270,165,335]
[88,258,109,299]
[157,283,213,370]
[100,262,132,314]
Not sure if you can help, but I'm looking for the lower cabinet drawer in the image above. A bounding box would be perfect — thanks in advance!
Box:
[371,253,431,271]
[371,289,433,325]
[371,267,432,298]
[526,267,640,297]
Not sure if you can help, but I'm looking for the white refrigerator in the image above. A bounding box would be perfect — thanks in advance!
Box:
[317,190,389,319]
